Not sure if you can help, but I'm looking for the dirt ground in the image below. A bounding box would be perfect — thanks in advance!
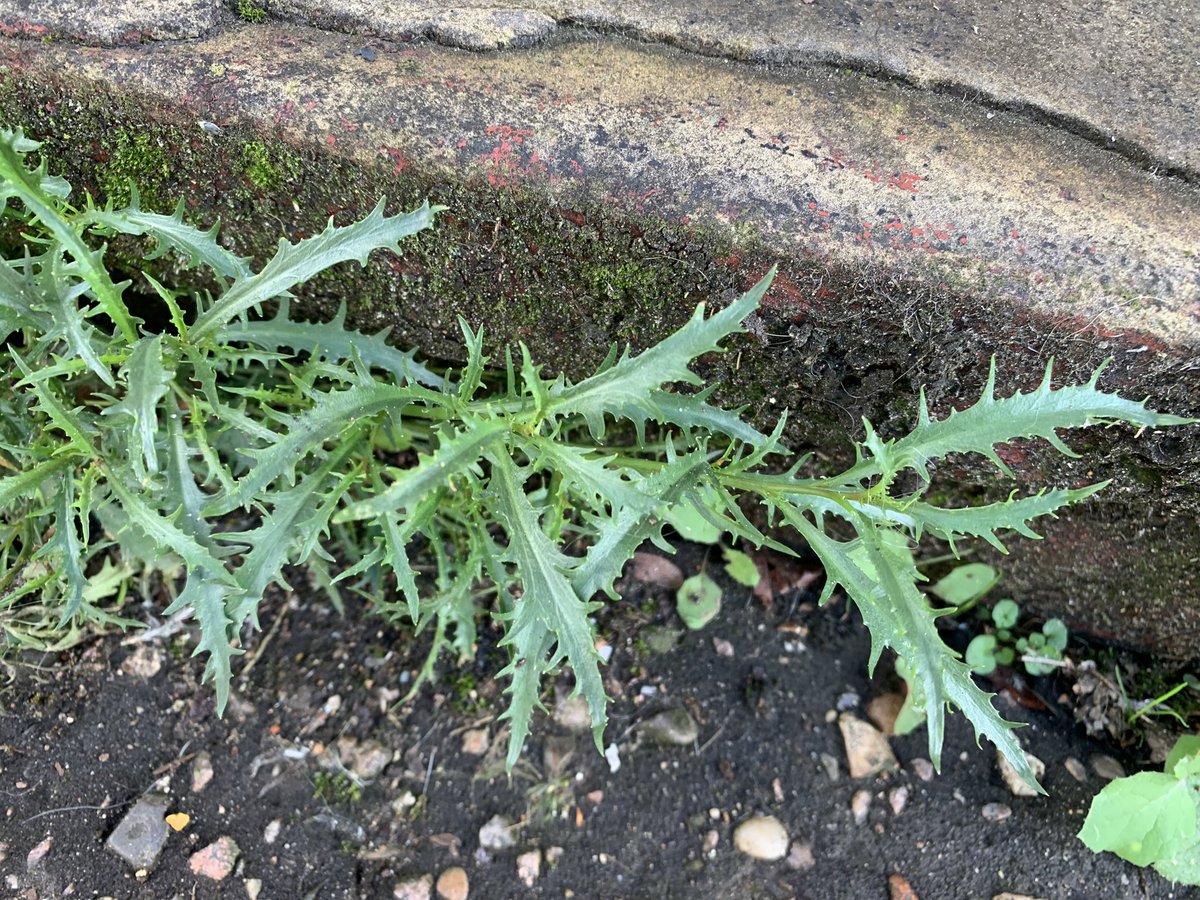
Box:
[1,543,1196,900]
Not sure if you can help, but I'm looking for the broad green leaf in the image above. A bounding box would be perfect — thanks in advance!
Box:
[545,270,774,436]
[1041,618,1068,652]
[218,300,443,388]
[676,573,721,629]
[928,563,999,607]
[0,127,137,341]
[189,200,437,342]
[965,635,999,674]
[722,547,761,587]
[488,452,607,768]
[662,483,724,544]
[1167,736,1200,776]
[1079,771,1197,868]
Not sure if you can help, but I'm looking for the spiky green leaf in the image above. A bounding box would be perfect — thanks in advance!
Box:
[189,199,437,342]
[545,270,773,436]
[488,452,607,768]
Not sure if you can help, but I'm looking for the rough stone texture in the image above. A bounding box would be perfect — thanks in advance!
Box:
[430,9,556,51]
[269,0,1199,178]
[104,793,170,871]
[0,0,219,45]
[0,14,1196,655]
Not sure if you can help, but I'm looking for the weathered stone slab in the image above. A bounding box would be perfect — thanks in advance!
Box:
[270,0,1200,178]
[0,18,1196,654]
[0,0,219,45]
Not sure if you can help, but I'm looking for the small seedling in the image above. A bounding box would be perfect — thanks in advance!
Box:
[676,573,721,630]
[965,598,1068,676]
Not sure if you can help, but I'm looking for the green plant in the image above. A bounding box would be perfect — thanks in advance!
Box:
[0,128,1193,793]
[965,598,1069,676]
[1079,735,1200,884]
[235,0,267,23]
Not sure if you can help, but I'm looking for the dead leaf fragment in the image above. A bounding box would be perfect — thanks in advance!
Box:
[165,812,191,832]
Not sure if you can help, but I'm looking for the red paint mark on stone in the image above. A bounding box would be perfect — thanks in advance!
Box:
[383,146,410,174]
[325,135,336,146]
[958,236,969,244]
[888,171,923,193]
[896,133,908,140]
[1011,228,1020,239]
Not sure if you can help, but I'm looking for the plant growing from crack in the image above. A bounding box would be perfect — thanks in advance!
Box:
[0,127,1193,797]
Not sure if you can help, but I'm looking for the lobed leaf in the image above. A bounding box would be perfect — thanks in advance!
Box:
[857,359,1195,483]
[782,507,1041,791]
[545,270,773,437]
[189,200,438,342]
[218,300,443,388]
[488,452,607,768]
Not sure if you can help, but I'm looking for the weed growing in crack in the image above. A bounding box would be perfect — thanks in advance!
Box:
[0,128,1193,809]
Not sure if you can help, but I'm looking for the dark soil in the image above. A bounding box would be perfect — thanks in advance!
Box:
[1,544,1196,900]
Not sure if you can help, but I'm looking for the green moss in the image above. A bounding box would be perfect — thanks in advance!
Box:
[236,0,267,23]
[312,771,362,804]
[98,129,174,210]
[240,139,296,191]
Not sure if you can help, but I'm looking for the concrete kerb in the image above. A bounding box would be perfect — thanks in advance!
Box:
[0,17,1197,655]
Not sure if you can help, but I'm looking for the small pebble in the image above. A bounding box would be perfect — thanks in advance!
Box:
[889,785,909,816]
[889,873,919,900]
[604,743,621,773]
[785,842,815,871]
[461,729,489,755]
[516,850,541,887]
[712,637,735,657]
[910,758,935,782]
[732,815,790,861]
[639,707,699,746]
[189,836,240,881]
[981,802,1012,823]
[263,820,282,844]
[245,878,263,900]
[996,750,1045,798]
[818,752,840,782]
[553,693,592,733]
[839,713,899,778]
[393,875,432,900]
[1064,757,1088,783]
[851,789,872,825]
[191,753,215,793]
[356,46,377,62]
[436,866,469,900]
[26,837,52,868]
[836,691,861,711]
[1091,754,1125,781]
[545,846,563,866]
[478,815,516,851]
[866,692,905,734]
[702,830,719,853]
